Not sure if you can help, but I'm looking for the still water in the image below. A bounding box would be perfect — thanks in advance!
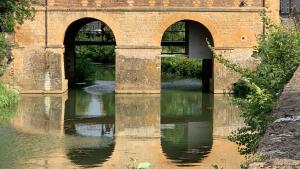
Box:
[0,65,245,169]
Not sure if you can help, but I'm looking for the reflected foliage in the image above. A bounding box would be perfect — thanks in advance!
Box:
[75,90,92,116]
[94,65,115,81]
[102,93,115,116]
[0,104,17,124]
[67,144,115,168]
[161,91,213,165]
[161,91,212,121]
[161,123,213,165]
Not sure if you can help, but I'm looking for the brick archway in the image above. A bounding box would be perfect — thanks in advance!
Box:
[159,18,215,91]
[63,17,117,85]
[155,14,219,47]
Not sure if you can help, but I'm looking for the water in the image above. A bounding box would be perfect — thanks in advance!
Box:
[0,65,245,169]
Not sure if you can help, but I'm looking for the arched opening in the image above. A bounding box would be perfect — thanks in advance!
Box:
[161,20,214,92]
[63,21,117,165]
[64,18,116,86]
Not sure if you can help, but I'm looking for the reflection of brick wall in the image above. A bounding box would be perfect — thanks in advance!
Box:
[43,0,264,7]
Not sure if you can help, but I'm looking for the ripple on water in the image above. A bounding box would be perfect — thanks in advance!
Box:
[84,80,115,95]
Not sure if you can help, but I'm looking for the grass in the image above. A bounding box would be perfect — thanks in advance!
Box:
[0,82,19,123]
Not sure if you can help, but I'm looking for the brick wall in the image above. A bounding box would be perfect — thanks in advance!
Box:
[37,0,264,7]
[8,1,280,93]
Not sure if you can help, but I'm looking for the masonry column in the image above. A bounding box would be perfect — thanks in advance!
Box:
[115,46,161,94]
[44,46,68,93]
[211,48,258,93]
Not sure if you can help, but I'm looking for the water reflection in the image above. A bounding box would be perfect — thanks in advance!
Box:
[161,91,213,166]
[11,94,67,135]
[115,94,160,138]
[0,88,245,169]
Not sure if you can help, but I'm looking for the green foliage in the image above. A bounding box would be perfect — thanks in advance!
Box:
[161,57,202,80]
[102,93,115,116]
[75,26,115,64]
[228,79,274,154]
[94,65,115,81]
[127,158,151,169]
[0,33,7,76]
[0,83,18,107]
[75,57,96,82]
[0,0,35,32]
[213,14,300,154]
[0,83,18,123]
[76,45,115,64]
[162,21,186,54]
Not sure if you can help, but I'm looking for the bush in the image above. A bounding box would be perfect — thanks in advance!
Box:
[76,45,115,64]
[0,33,7,76]
[213,15,300,154]
[75,57,96,82]
[0,83,18,123]
[161,57,202,80]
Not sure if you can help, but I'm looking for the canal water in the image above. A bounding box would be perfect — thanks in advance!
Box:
[0,65,245,169]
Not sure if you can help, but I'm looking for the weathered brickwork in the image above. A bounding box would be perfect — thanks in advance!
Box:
[40,0,265,7]
[5,0,280,93]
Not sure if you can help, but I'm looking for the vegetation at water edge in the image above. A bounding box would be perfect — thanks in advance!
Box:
[213,13,300,155]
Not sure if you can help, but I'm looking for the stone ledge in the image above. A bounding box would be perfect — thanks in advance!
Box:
[249,67,300,168]
[116,45,161,49]
[35,6,265,13]
[249,159,300,169]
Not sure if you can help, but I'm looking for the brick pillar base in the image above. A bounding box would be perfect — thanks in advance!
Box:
[212,48,258,93]
[115,46,161,94]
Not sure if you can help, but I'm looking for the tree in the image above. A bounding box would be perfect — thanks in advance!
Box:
[0,0,35,32]
[0,0,35,76]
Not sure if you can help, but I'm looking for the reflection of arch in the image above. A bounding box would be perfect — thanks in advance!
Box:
[63,17,117,85]
[67,143,115,168]
[160,91,213,165]
[161,122,213,165]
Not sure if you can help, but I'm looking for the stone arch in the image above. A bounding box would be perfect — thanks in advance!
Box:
[63,17,117,85]
[63,17,119,46]
[158,16,216,91]
[155,14,219,46]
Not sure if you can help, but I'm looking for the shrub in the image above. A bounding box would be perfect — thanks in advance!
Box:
[0,83,18,123]
[76,45,115,64]
[75,57,96,82]
[0,33,7,76]
[213,14,300,154]
[161,57,202,80]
